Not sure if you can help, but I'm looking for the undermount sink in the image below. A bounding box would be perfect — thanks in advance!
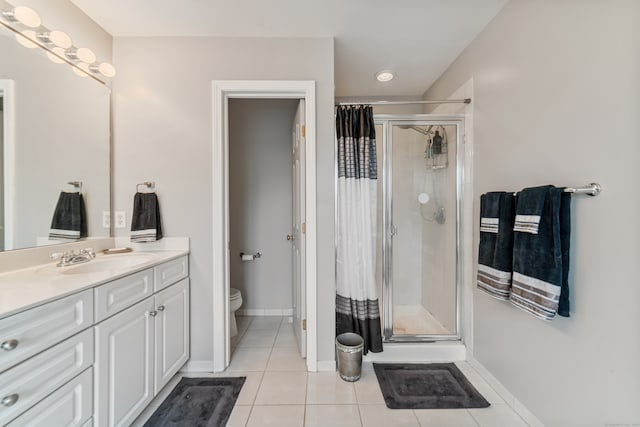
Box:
[37,253,156,275]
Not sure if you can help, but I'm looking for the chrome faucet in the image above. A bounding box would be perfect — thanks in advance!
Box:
[51,248,96,267]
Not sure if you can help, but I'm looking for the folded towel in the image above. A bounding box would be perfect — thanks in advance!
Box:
[49,192,87,240]
[510,185,569,320]
[130,192,163,243]
[477,192,515,300]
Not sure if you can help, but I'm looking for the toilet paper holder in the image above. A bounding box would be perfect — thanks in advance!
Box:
[239,251,262,261]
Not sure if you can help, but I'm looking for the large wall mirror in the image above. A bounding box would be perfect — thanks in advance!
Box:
[0,23,110,252]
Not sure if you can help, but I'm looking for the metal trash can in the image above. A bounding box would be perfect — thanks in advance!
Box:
[336,333,364,382]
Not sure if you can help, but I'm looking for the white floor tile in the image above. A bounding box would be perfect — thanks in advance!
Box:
[274,326,298,347]
[227,405,252,427]
[354,369,385,405]
[232,371,264,405]
[305,404,362,427]
[254,371,307,405]
[247,405,305,427]
[413,409,479,426]
[248,316,283,330]
[228,346,272,371]
[468,403,529,427]
[306,371,357,404]
[238,329,278,348]
[359,404,420,427]
[266,346,307,371]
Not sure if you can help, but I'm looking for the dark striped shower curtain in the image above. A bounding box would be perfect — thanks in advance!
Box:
[335,105,383,354]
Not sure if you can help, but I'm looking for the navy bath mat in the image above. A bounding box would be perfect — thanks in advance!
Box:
[373,363,490,409]
[144,377,245,426]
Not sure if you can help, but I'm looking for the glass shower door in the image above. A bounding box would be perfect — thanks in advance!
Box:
[380,117,463,341]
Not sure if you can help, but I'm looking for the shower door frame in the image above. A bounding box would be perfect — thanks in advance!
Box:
[376,114,465,343]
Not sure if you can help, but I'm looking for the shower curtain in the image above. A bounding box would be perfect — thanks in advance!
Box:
[335,105,383,354]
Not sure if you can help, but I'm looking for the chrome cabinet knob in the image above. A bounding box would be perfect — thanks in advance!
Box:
[157,305,165,312]
[286,234,295,241]
[1,394,19,407]
[149,310,157,317]
[1,339,18,351]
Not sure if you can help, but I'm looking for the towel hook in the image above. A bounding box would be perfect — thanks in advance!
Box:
[67,181,82,193]
[136,181,155,192]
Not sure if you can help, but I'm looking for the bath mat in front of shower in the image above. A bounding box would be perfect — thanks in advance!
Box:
[373,363,490,409]
[144,377,245,426]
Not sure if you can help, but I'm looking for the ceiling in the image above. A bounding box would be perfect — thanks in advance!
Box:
[69,0,508,98]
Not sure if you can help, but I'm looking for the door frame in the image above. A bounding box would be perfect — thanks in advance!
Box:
[211,80,317,372]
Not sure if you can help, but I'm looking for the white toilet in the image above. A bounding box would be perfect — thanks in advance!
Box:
[229,288,243,337]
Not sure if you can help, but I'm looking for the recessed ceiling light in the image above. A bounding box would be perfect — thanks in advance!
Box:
[375,70,395,82]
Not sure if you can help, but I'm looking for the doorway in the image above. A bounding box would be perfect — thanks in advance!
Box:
[212,80,317,372]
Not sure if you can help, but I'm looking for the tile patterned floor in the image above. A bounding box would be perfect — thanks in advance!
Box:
[132,316,531,426]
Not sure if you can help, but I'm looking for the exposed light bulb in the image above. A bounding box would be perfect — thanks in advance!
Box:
[76,47,96,63]
[98,62,116,77]
[375,70,395,82]
[15,30,38,49]
[46,47,66,64]
[48,30,72,48]
[2,6,41,28]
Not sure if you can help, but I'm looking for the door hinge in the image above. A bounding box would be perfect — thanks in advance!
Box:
[302,319,307,331]
[302,222,306,234]
[301,125,306,137]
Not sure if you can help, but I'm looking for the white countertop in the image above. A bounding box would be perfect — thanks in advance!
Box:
[0,250,188,320]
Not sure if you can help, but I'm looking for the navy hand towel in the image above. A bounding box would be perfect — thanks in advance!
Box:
[477,192,515,300]
[130,192,163,242]
[49,192,87,240]
[510,185,571,320]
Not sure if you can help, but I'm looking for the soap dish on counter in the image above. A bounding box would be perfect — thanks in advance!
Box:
[103,247,133,255]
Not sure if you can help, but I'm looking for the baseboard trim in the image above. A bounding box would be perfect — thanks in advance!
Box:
[180,360,214,373]
[317,360,336,372]
[237,308,293,316]
[467,357,544,427]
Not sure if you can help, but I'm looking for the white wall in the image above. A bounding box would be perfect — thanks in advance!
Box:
[424,1,640,425]
[111,36,335,366]
[229,99,297,312]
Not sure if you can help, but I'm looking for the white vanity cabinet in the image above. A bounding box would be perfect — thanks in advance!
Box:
[0,252,189,427]
[94,257,189,427]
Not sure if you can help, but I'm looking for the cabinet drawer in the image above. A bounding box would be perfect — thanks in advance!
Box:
[0,328,93,426]
[7,367,93,427]
[0,290,93,373]
[154,256,188,292]
[95,269,154,322]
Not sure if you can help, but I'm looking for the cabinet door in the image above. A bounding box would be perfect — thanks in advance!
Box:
[94,298,155,427]
[154,278,189,394]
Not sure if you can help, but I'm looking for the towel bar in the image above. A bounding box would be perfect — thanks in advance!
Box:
[513,183,601,197]
[67,181,82,193]
[136,181,155,192]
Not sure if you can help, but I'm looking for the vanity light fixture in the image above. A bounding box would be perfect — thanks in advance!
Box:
[1,5,40,28]
[36,30,72,49]
[0,2,116,81]
[375,70,395,82]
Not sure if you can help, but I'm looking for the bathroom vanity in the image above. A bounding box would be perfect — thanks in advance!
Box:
[0,251,189,427]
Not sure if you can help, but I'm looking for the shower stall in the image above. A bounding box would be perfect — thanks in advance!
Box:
[375,115,464,342]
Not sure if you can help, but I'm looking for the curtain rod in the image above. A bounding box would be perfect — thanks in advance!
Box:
[335,98,471,107]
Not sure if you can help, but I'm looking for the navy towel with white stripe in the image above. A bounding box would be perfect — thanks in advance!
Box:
[130,192,163,243]
[510,185,571,320]
[49,192,87,240]
[477,192,515,300]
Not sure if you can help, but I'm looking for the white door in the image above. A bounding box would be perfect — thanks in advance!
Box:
[154,278,190,395]
[94,298,155,427]
[291,99,306,357]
